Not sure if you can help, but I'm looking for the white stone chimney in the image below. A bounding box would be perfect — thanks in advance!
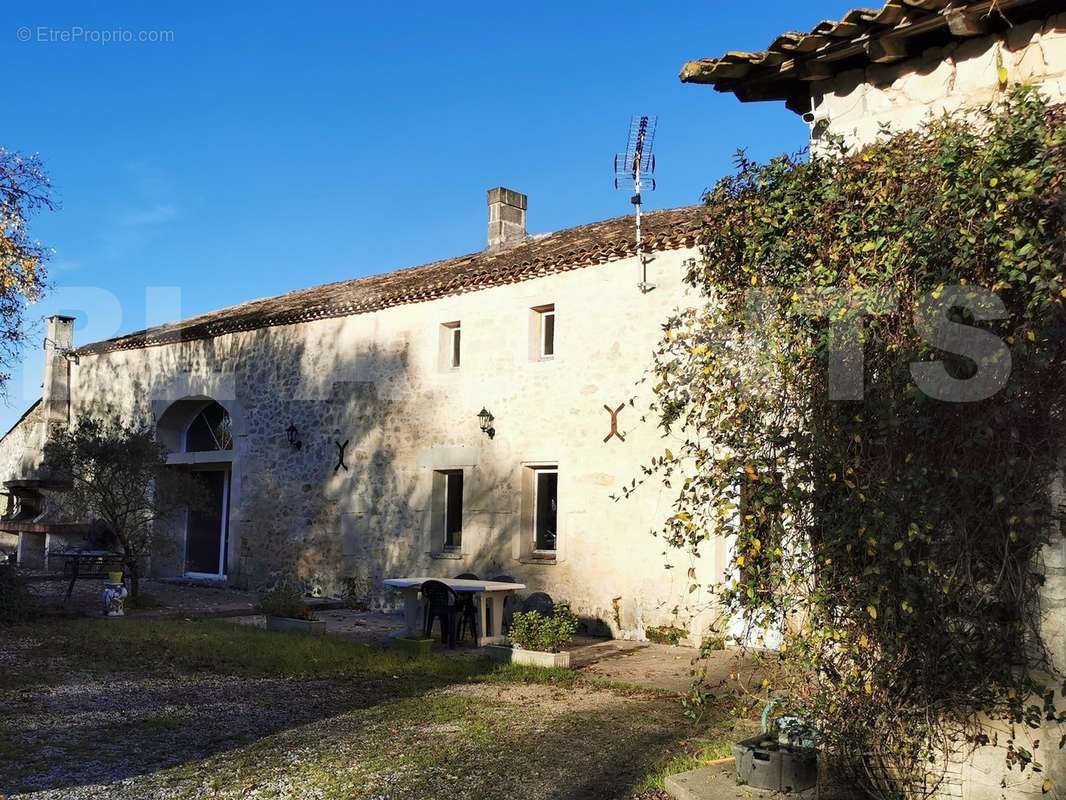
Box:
[41,315,75,438]
[487,187,527,251]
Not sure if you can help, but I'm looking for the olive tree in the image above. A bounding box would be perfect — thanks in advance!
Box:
[43,414,205,597]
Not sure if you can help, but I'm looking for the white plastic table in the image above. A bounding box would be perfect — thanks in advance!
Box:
[383,577,526,647]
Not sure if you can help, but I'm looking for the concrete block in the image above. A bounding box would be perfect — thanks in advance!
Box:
[665,762,816,800]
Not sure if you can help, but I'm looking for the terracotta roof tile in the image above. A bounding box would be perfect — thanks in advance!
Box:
[679,0,1051,113]
[78,206,704,356]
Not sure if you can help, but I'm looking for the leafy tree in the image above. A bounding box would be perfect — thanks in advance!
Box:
[43,414,206,598]
[639,88,1066,798]
[0,147,51,389]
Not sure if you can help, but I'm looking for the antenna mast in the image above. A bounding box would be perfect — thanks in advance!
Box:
[614,115,658,293]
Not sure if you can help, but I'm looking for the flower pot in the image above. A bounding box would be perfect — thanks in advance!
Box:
[265,615,326,635]
[485,644,571,668]
[102,581,128,617]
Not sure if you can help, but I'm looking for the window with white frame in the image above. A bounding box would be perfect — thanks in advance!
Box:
[531,466,557,553]
[439,321,461,371]
[530,304,555,360]
[432,468,464,551]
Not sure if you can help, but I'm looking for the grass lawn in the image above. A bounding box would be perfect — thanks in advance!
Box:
[0,619,742,800]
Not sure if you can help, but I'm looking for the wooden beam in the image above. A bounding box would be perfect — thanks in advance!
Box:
[865,37,909,63]
[797,60,838,81]
[943,6,989,37]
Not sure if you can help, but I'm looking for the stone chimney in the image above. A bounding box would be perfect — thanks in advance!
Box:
[41,315,75,437]
[487,187,527,251]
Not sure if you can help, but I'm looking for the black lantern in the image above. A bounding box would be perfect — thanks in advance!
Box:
[286,423,302,451]
[477,408,495,439]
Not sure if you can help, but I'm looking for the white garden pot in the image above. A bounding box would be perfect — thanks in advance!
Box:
[485,644,570,668]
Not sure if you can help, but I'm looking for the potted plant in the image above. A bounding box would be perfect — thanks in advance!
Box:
[259,585,325,635]
[487,601,577,668]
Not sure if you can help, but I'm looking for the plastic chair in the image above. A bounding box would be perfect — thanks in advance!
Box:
[452,573,480,644]
[421,579,460,648]
[522,592,555,617]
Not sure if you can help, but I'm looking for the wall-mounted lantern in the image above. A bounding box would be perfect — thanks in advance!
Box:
[477,408,495,440]
[286,423,302,451]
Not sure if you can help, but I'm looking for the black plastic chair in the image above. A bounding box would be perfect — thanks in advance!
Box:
[421,579,460,648]
[522,591,555,617]
[452,573,480,644]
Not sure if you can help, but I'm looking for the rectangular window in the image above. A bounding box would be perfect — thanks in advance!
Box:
[441,469,463,549]
[541,310,555,357]
[532,467,558,552]
[440,321,461,371]
[530,304,555,361]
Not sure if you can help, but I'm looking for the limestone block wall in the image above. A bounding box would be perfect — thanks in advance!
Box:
[811,12,1066,147]
[0,400,41,487]
[67,247,724,642]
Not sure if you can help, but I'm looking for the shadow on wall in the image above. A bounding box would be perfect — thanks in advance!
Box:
[71,328,485,599]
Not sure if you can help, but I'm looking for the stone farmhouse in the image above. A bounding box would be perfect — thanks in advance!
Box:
[680,0,1066,796]
[0,190,719,642]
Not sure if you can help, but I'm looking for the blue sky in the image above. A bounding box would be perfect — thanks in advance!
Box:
[1,0,856,430]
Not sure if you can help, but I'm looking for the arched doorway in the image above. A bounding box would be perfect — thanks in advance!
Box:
[157,398,235,579]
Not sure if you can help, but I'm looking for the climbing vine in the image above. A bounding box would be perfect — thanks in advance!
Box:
[644,87,1066,798]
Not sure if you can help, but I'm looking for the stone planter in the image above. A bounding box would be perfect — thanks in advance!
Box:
[266,616,326,635]
[485,644,571,668]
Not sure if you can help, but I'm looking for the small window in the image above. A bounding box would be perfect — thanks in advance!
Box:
[532,467,557,552]
[530,304,555,361]
[441,469,463,549]
[541,309,555,358]
[440,321,461,371]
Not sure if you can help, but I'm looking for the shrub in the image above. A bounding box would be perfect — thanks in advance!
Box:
[258,584,314,620]
[509,602,577,652]
[0,565,37,625]
[341,575,372,610]
[639,87,1066,796]
[646,624,687,645]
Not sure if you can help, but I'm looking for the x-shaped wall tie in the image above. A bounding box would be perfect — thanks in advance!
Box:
[334,439,349,472]
[603,404,625,443]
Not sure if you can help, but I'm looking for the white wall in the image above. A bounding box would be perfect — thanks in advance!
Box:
[811,13,1066,148]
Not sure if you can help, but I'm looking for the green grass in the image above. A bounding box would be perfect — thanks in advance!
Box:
[8,618,586,691]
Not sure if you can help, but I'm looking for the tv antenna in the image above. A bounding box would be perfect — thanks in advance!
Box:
[614,115,657,293]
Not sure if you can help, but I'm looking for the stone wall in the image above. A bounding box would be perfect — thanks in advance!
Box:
[811,12,1066,147]
[58,246,724,643]
[0,399,41,488]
